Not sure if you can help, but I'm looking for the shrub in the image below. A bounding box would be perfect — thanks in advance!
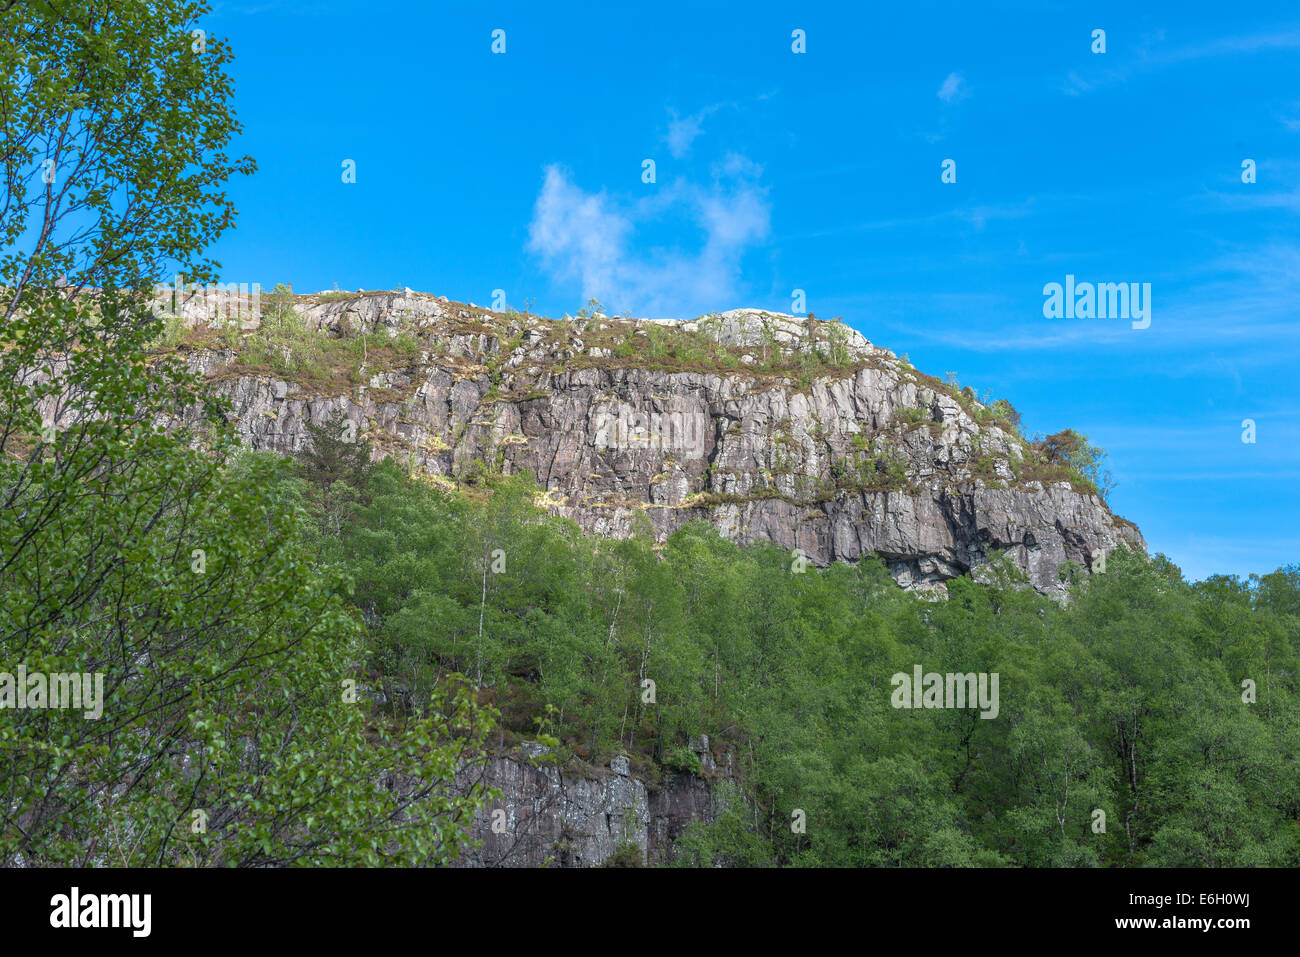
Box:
[665,746,703,775]
[896,405,930,428]
[601,841,644,867]
[1031,429,1114,501]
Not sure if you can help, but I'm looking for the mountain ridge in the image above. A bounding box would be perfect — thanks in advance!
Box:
[157,287,1146,595]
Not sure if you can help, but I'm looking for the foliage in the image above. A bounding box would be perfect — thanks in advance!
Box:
[896,405,931,428]
[276,459,1300,868]
[0,0,492,866]
[989,398,1021,428]
[600,840,644,868]
[1031,428,1115,500]
[0,0,254,302]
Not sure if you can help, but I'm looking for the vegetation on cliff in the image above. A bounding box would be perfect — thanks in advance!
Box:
[155,286,1120,508]
[2,0,1291,872]
[277,431,1300,867]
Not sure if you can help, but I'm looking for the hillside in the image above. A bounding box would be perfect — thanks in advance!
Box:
[158,286,1144,595]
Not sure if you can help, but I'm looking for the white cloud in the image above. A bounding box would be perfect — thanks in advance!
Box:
[1165,29,1300,62]
[1062,71,1093,97]
[525,168,631,307]
[956,201,1036,232]
[665,105,721,159]
[937,72,969,103]
[526,159,770,317]
[1060,29,1300,96]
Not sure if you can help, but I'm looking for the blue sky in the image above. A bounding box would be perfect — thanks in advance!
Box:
[206,0,1300,582]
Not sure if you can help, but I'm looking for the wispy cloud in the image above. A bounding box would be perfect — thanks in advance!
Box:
[526,157,771,317]
[782,197,1041,242]
[899,293,1300,354]
[1163,29,1300,62]
[957,201,1036,231]
[1062,71,1100,97]
[1129,471,1300,481]
[937,72,970,104]
[665,105,722,159]
[1150,536,1299,583]
[1061,27,1300,96]
[853,251,1300,355]
[1204,184,1300,214]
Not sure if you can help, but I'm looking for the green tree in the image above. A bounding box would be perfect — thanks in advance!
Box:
[1033,429,1114,500]
[0,0,493,866]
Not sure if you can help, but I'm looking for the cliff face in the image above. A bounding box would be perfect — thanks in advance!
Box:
[170,289,1144,596]
[456,744,728,867]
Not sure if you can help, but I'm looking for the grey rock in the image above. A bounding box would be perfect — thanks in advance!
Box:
[456,754,728,867]
[172,291,1146,597]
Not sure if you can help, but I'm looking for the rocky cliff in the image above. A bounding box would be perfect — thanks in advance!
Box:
[165,288,1144,596]
[455,740,729,867]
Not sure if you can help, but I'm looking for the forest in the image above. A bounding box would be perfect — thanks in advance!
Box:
[1,0,1296,871]
[270,419,1300,867]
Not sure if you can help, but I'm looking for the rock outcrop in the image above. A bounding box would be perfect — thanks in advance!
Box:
[457,743,728,867]
[167,288,1145,596]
